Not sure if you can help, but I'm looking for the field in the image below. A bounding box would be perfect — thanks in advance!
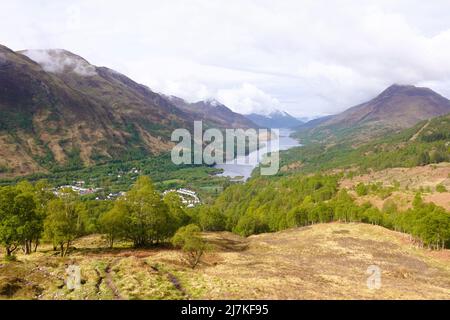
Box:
[1,223,449,300]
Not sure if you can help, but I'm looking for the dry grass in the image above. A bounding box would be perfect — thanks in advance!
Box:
[341,163,450,210]
[340,163,450,191]
[1,223,449,300]
[178,224,450,300]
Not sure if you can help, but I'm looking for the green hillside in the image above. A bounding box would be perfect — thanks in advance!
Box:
[282,113,450,174]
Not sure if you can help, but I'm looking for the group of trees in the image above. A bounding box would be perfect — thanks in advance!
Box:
[0,180,96,257]
[211,174,339,235]
[3,153,224,204]
[207,174,450,249]
[0,176,212,269]
[0,180,52,256]
[0,176,203,259]
[391,194,450,250]
[1,171,449,260]
[99,176,190,248]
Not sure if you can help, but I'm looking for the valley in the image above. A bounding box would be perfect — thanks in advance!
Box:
[0,153,228,204]
[0,45,260,178]
[215,128,301,181]
[1,42,449,301]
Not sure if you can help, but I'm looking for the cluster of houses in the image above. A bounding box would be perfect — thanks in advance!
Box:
[54,184,103,196]
[104,191,127,200]
[54,181,201,208]
[162,188,201,208]
[54,184,128,201]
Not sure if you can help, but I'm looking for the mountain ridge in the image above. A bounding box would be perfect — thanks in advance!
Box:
[166,95,258,129]
[0,45,257,177]
[246,110,303,128]
[295,84,450,144]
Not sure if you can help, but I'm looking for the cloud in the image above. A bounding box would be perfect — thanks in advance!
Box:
[2,1,450,116]
[217,83,282,115]
[22,49,97,76]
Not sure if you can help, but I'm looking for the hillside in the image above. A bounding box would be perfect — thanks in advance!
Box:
[1,223,448,300]
[283,112,450,174]
[166,96,258,129]
[0,45,195,177]
[245,110,303,128]
[296,115,333,130]
[296,84,450,144]
[0,45,259,178]
[339,162,450,211]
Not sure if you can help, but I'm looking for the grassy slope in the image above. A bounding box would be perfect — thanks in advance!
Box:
[340,162,450,211]
[282,113,450,175]
[1,223,449,300]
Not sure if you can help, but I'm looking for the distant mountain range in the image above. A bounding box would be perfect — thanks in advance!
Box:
[0,44,258,177]
[245,110,303,128]
[2,42,450,178]
[166,96,257,129]
[296,84,450,144]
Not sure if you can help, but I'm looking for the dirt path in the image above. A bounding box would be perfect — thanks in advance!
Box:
[151,265,190,299]
[410,120,430,141]
[105,259,123,300]
[94,267,104,293]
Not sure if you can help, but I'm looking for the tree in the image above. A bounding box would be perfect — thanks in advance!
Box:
[122,176,172,247]
[234,210,268,236]
[0,187,21,256]
[14,192,39,254]
[99,200,127,248]
[286,205,308,228]
[44,189,85,257]
[32,180,55,252]
[172,224,208,269]
[83,200,114,235]
[417,151,430,166]
[163,192,190,232]
[364,207,383,225]
[198,206,226,231]
[355,183,368,196]
[382,199,398,215]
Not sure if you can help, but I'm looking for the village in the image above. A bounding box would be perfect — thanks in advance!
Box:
[54,180,202,207]
[162,188,202,208]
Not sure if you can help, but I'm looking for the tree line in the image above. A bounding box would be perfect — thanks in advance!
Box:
[1,174,449,259]
[208,174,450,250]
[0,177,212,258]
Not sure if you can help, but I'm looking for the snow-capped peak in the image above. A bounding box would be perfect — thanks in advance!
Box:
[267,110,290,118]
[206,98,222,107]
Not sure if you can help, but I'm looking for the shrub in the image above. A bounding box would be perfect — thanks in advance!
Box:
[355,183,368,196]
[172,224,208,269]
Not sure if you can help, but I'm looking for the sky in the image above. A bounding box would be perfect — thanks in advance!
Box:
[2,0,450,118]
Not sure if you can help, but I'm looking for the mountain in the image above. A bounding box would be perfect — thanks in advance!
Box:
[297,116,313,123]
[0,45,255,178]
[296,84,450,144]
[166,96,258,129]
[285,111,450,175]
[296,115,333,130]
[245,110,303,128]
